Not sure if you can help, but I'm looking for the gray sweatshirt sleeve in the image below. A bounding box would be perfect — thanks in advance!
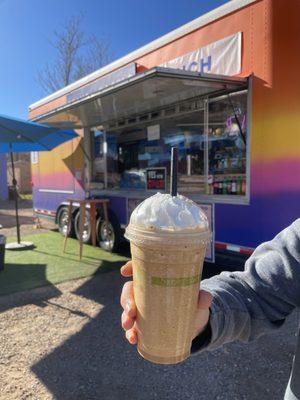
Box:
[193,219,300,352]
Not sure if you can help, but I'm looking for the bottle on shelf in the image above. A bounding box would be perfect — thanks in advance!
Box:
[218,181,223,194]
[231,180,237,195]
[222,179,227,194]
[242,179,246,195]
[213,181,218,195]
[223,158,228,170]
[237,177,242,195]
[227,180,232,194]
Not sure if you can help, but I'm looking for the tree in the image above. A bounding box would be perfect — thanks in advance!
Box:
[38,15,112,94]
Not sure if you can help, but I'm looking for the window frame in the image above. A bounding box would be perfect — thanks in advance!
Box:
[202,88,250,205]
[88,82,251,205]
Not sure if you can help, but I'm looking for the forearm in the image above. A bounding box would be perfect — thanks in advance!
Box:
[193,219,300,352]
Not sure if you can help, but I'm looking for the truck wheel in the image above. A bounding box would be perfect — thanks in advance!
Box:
[96,212,121,252]
[57,206,75,237]
[74,209,92,244]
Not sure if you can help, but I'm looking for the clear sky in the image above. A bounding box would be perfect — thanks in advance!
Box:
[0,0,229,119]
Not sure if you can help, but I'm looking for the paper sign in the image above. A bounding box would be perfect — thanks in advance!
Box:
[196,203,215,263]
[146,167,166,190]
[31,152,39,164]
[147,124,160,141]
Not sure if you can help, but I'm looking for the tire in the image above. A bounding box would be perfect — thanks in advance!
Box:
[74,209,92,244]
[57,206,75,237]
[96,211,121,252]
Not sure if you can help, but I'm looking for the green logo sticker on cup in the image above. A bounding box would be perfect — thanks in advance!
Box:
[151,275,200,287]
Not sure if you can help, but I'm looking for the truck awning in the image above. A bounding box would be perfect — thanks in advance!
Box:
[33,67,248,129]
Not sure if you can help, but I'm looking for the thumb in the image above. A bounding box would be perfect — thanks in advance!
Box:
[198,290,213,310]
[193,290,213,339]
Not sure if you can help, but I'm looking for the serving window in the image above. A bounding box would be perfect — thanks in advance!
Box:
[208,91,247,195]
[104,110,207,193]
[91,90,248,199]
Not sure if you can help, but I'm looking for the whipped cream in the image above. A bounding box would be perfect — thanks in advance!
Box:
[129,193,209,231]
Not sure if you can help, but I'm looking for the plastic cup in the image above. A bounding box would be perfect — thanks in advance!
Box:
[125,224,210,364]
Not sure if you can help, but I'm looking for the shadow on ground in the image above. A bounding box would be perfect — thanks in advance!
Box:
[0,213,34,229]
[0,199,33,210]
[0,263,61,313]
[0,253,124,313]
[0,263,62,313]
[31,268,297,400]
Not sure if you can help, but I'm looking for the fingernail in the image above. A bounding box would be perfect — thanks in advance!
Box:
[129,333,135,343]
[125,301,131,313]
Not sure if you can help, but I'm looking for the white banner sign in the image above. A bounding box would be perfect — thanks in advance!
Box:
[31,152,39,164]
[161,32,241,76]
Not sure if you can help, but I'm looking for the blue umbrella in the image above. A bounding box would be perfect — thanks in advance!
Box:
[0,114,78,249]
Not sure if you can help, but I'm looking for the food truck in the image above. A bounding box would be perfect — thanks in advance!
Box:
[29,0,300,263]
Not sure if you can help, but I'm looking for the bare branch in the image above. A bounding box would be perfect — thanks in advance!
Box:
[73,35,112,81]
[37,14,112,94]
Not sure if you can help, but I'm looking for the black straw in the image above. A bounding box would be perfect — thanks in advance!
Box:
[170,147,178,196]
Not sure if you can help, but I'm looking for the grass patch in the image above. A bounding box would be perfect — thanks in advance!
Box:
[0,232,129,296]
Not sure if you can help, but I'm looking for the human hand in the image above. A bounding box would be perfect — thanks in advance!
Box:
[120,261,138,344]
[192,288,212,339]
[120,260,213,344]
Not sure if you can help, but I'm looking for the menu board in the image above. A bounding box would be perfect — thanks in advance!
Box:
[146,167,166,190]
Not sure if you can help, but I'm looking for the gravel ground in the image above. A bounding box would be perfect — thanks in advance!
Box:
[0,199,55,237]
[0,269,298,400]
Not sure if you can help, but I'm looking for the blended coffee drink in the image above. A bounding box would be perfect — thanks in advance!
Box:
[125,193,210,365]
